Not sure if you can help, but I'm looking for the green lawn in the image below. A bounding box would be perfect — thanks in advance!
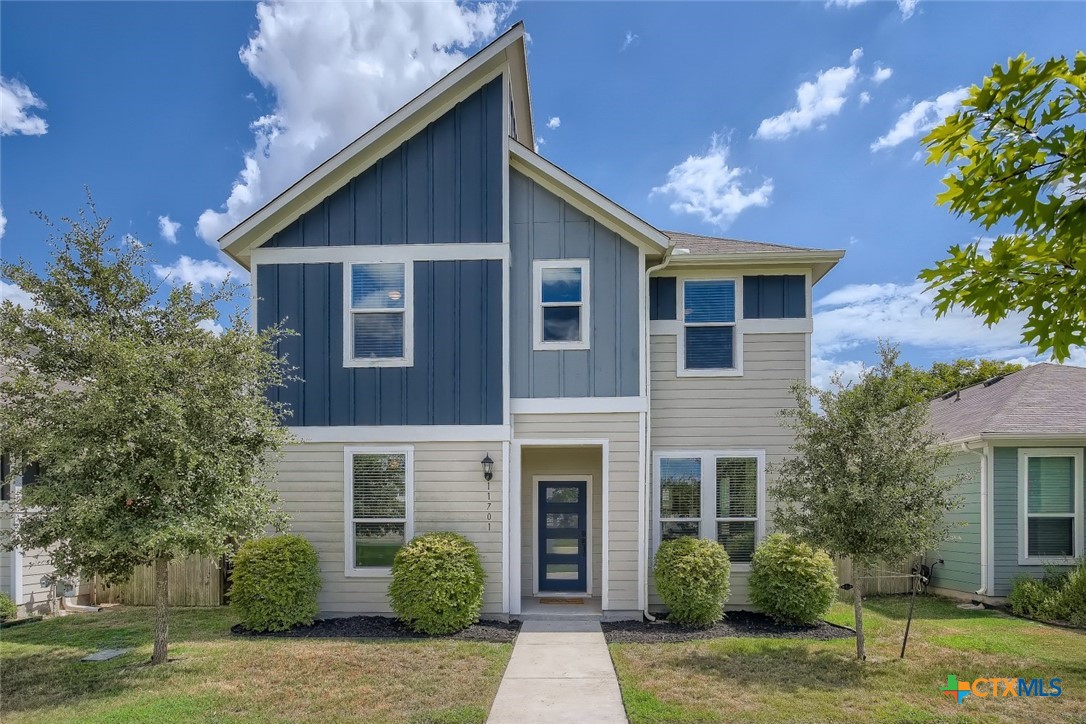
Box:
[0,606,511,724]
[610,596,1086,723]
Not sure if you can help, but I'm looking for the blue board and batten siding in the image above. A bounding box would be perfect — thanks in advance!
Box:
[266,77,503,248]
[510,170,640,398]
[258,261,502,426]
[992,446,1085,596]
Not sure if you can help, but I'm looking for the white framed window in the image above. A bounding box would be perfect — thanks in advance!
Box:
[343,446,414,576]
[344,262,413,367]
[533,259,590,350]
[653,450,765,567]
[1018,448,1083,565]
[679,278,741,376]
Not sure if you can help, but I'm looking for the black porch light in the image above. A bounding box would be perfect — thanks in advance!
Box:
[481,454,494,482]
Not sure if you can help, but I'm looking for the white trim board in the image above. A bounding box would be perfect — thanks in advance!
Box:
[510,397,647,414]
[289,425,510,443]
[252,243,509,266]
[531,475,594,597]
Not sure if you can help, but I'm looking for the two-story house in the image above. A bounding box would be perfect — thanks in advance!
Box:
[218,23,843,620]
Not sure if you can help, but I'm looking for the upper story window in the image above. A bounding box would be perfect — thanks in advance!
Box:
[346,262,413,367]
[655,451,765,565]
[681,279,737,374]
[534,259,590,351]
[345,447,414,576]
[1019,448,1083,564]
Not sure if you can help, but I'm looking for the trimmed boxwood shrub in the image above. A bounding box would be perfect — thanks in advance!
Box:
[654,537,731,628]
[0,592,17,622]
[389,532,484,634]
[749,533,837,625]
[231,534,321,632]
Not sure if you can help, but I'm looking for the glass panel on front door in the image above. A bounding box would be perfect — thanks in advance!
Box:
[538,481,587,592]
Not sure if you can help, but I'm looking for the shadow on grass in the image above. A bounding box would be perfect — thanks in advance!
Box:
[862,595,1002,622]
[0,606,238,717]
[675,639,871,693]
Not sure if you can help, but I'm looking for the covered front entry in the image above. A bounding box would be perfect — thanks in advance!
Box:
[516,445,604,605]
[536,480,589,592]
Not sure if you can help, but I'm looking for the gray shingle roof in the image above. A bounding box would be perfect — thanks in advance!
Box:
[663,230,819,255]
[927,363,1086,441]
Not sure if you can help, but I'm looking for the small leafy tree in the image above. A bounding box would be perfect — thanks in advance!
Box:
[772,344,962,659]
[921,52,1086,360]
[0,203,291,664]
[891,358,1023,404]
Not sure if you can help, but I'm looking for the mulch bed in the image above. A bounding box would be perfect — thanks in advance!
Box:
[602,611,854,644]
[231,616,519,643]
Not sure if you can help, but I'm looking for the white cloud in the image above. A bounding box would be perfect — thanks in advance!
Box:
[813,281,1033,358]
[546,116,561,130]
[535,136,545,146]
[651,134,773,228]
[825,0,868,7]
[871,87,969,151]
[621,31,639,52]
[858,91,872,106]
[198,318,225,336]
[157,215,181,244]
[755,50,863,140]
[849,48,864,65]
[153,256,233,290]
[0,76,48,136]
[0,281,36,309]
[197,1,508,245]
[897,0,919,20]
[121,233,143,249]
[0,206,6,240]
[872,65,893,84]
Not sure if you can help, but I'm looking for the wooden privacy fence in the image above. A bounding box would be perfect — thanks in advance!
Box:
[835,557,919,596]
[95,555,226,607]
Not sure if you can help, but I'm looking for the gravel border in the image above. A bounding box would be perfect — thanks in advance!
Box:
[232,616,520,643]
[602,611,854,644]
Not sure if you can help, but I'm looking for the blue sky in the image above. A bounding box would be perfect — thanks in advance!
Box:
[3,1,1084,381]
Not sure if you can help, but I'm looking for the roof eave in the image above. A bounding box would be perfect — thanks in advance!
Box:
[218,24,530,269]
[508,140,670,254]
[665,249,845,282]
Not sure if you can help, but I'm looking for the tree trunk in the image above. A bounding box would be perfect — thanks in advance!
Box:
[151,557,169,665]
[853,568,866,661]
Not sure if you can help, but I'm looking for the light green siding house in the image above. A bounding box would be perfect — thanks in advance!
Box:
[926,364,1085,601]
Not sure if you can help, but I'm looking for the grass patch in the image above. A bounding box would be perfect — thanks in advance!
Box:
[0,606,511,723]
[612,595,1086,723]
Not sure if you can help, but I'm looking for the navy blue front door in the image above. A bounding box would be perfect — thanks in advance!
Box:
[538,481,588,592]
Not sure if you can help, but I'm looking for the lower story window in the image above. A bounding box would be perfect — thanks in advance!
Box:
[346,447,413,572]
[655,451,764,564]
[1020,449,1083,561]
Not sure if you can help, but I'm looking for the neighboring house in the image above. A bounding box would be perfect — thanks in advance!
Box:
[0,459,84,617]
[926,363,1086,602]
[218,23,843,619]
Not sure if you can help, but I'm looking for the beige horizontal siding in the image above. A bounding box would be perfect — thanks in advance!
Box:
[649,332,804,607]
[515,412,643,610]
[273,441,504,615]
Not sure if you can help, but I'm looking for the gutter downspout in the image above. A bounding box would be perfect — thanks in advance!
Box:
[959,441,989,597]
[642,245,676,621]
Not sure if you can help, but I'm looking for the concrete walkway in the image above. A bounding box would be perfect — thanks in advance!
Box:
[487,620,628,724]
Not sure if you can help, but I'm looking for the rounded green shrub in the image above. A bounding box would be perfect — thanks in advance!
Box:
[389,532,485,635]
[230,534,321,632]
[654,537,731,628]
[749,533,837,625]
[0,592,17,622]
